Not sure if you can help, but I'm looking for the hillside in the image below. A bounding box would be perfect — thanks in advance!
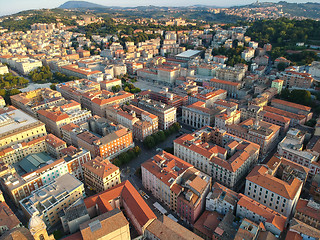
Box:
[59,1,107,9]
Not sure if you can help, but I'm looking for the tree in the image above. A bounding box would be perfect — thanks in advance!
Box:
[277,62,287,71]
[50,84,56,90]
[143,136,155,149]
[111,85,121,93]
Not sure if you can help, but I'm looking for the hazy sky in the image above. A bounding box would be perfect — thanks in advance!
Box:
[0,0,313,16]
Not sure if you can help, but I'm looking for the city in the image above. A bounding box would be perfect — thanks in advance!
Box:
[0,0,319,240]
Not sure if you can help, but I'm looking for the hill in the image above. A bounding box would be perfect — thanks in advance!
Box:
[59,1,107,9]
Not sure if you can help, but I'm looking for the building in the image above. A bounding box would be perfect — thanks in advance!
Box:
[286,219,320,240]
[137,99,176,130]
[28,214,54,240]
[226,119,280,155]
[271,79,284,94]
[149,89,187,110]
[309,61,320,78]
[206,182,239,215]
[77,208,131,240]
[0,63,9,75]
[208,78,242,98]
[0,96,5,108]
[216,67,246,82]
[0,107,47,151]
[133,120,153,141]
[241,48,255,61]
[0,201,22,236]
[20,174,85,228]
[259,111,290,134]
[174,126,260,190]
[145,215,202,240]
[60,64,103,80]
[76,125,133,159]
[214,109,241,130]
[0,147,91,204]
[271,99,312,120]
[294,199,320,230]
[83,156,120,192]
[10,88,63,118]
[84,181,156,235]
[188,89,227,108]
[245,164,304,217]
[281,70,314,89]
[277,129,320,176]
[182,101,225,129]
[100,79,122,91]
[236,193,287,237]
[310,174,320,202]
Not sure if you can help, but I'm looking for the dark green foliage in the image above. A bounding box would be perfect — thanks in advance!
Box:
[280,89,312,106]
[0,73,28,89]
[112,146,141,167]
[213,47,247,66]
[28,66,53,83]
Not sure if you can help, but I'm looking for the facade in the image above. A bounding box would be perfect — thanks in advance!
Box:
[100,78,122,91]
[216,67,246,82]
[214,109,241,130]
[281,70,314,89]
[174,126,260,190]
[309,61,320,78]
[226,118,280,155]
[20,174,85,228]
[182,101,224,129]
[208,78,242,98]
[271,99,312,120]
[271,79,284,94]
[137,99,176,130]
[188,89,227,108]
[245,163,304,217]
[133,120,153,141]
[294,199,320,230]
[0,107,47,151]
[259,111,290,134]
[83,156,120,192]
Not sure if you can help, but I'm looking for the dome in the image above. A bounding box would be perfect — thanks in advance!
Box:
[28,214,46,235]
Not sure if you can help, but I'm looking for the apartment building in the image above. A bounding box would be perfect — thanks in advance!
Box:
[309,61,320,78]
[10,88,63,117]
[0,63,9,75]
[0,201,22,236]
[188,89,227,108]
[45,134,67,158]
[38,101,91,138]
[0,147,91,204]
[60,64,103,81]
[100,78,122,91]
[137,99,176,130]
[258,111,290,134]
[207,78,242,98]
[174,126,260,189]
[226,118,280,155]
[262,105,307,127]
[216,66,246,82]
[0,107,47,151]
[149,89,187,110]
[213,55,228,64]
[182,101,225,129]
[271,79,284,94]
[281,70,314,89]
[125,61,143,75]
[206,182,239,215]
[76,125,133,159]
[133,120,153,141]
[56,79,101,104]
[236,193,287,237]
[277,128,320,176]
[271,99,312,120]
[214,109,241,130]
[241,48,255,61]
[20,174,85,228]
[12,58,42,75]
[83,156,120,192]
[245,163,304,217]
[0,96,5,108]
[294,199,320,230]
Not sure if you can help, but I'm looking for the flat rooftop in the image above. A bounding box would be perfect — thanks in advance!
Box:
[176,50,201,58]
[0,109,41,137]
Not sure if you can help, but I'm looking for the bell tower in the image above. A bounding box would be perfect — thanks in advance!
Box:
[28,214,50,240]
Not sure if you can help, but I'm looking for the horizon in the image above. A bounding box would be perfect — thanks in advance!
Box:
[0,0,315,17]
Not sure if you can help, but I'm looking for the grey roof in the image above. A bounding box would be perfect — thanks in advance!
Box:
[16,152,54,174]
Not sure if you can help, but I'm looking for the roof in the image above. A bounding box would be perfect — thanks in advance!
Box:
[17,152,54,174]
[194,211,223,238]
[45,134,66,148]
[263,112,291,124]
[0,227,33,240]
[79,208,129,240]
[82,157,119,179]
[210,78,241,87]
[0,202,21,231]
[271,99,311,112]
[146,215,202,240]
[263,106,306,121]
[37,109,69,122]
[246,165,303,200]
[295,199,320,222]
[175,50,201,58]
[289,218,320,238]
[84,180,156,228]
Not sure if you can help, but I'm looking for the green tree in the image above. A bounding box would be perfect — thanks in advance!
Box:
[143,136,156,149]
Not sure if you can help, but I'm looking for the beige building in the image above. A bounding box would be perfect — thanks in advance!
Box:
[208,78,242,98]
[0,107,47,151]
[20,174,85,228]
[216,66,246,82]
[0,96,5,108]
[174,126,260,190]
[100,78,122,91]
[83,156,120,192]
[137,99,176,130]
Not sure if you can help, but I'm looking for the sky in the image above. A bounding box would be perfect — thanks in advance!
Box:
[0,0,313,17]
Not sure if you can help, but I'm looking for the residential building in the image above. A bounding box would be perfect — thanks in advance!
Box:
[76,124,133,159]
[258,111,290,134]
[0,63,9,75]
[294,199,320,230]
[234,219,262,240]
[281,70,314,89]
[20,174,85,228]
[309,61,320,78]
[0,107,47,151]
[0,96,5,108]
[182,101,225,129]
[207,78,242,98]
[236,193,287,237]
[149,88,187,110]
[286,219,320,240]
[60,64,103,80]
[310,174,320,202]
[216,66,246,82]
[0,147,91,204]
[83,156,120,192]
[277,129,320,176]
[100,78,121,91]
[174,126,260,189]
[271,99,312,120]
[133,120,153,141]
[45,134,67,158]
[214,109,241,130]
[188,89,227,108]
[226,118,280,155]
[206,182,239,215]
[84,181,156,235]
[271,79,284,94]
[241,48,255,61]
[137,99,176,130]
[245,163,304,217]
